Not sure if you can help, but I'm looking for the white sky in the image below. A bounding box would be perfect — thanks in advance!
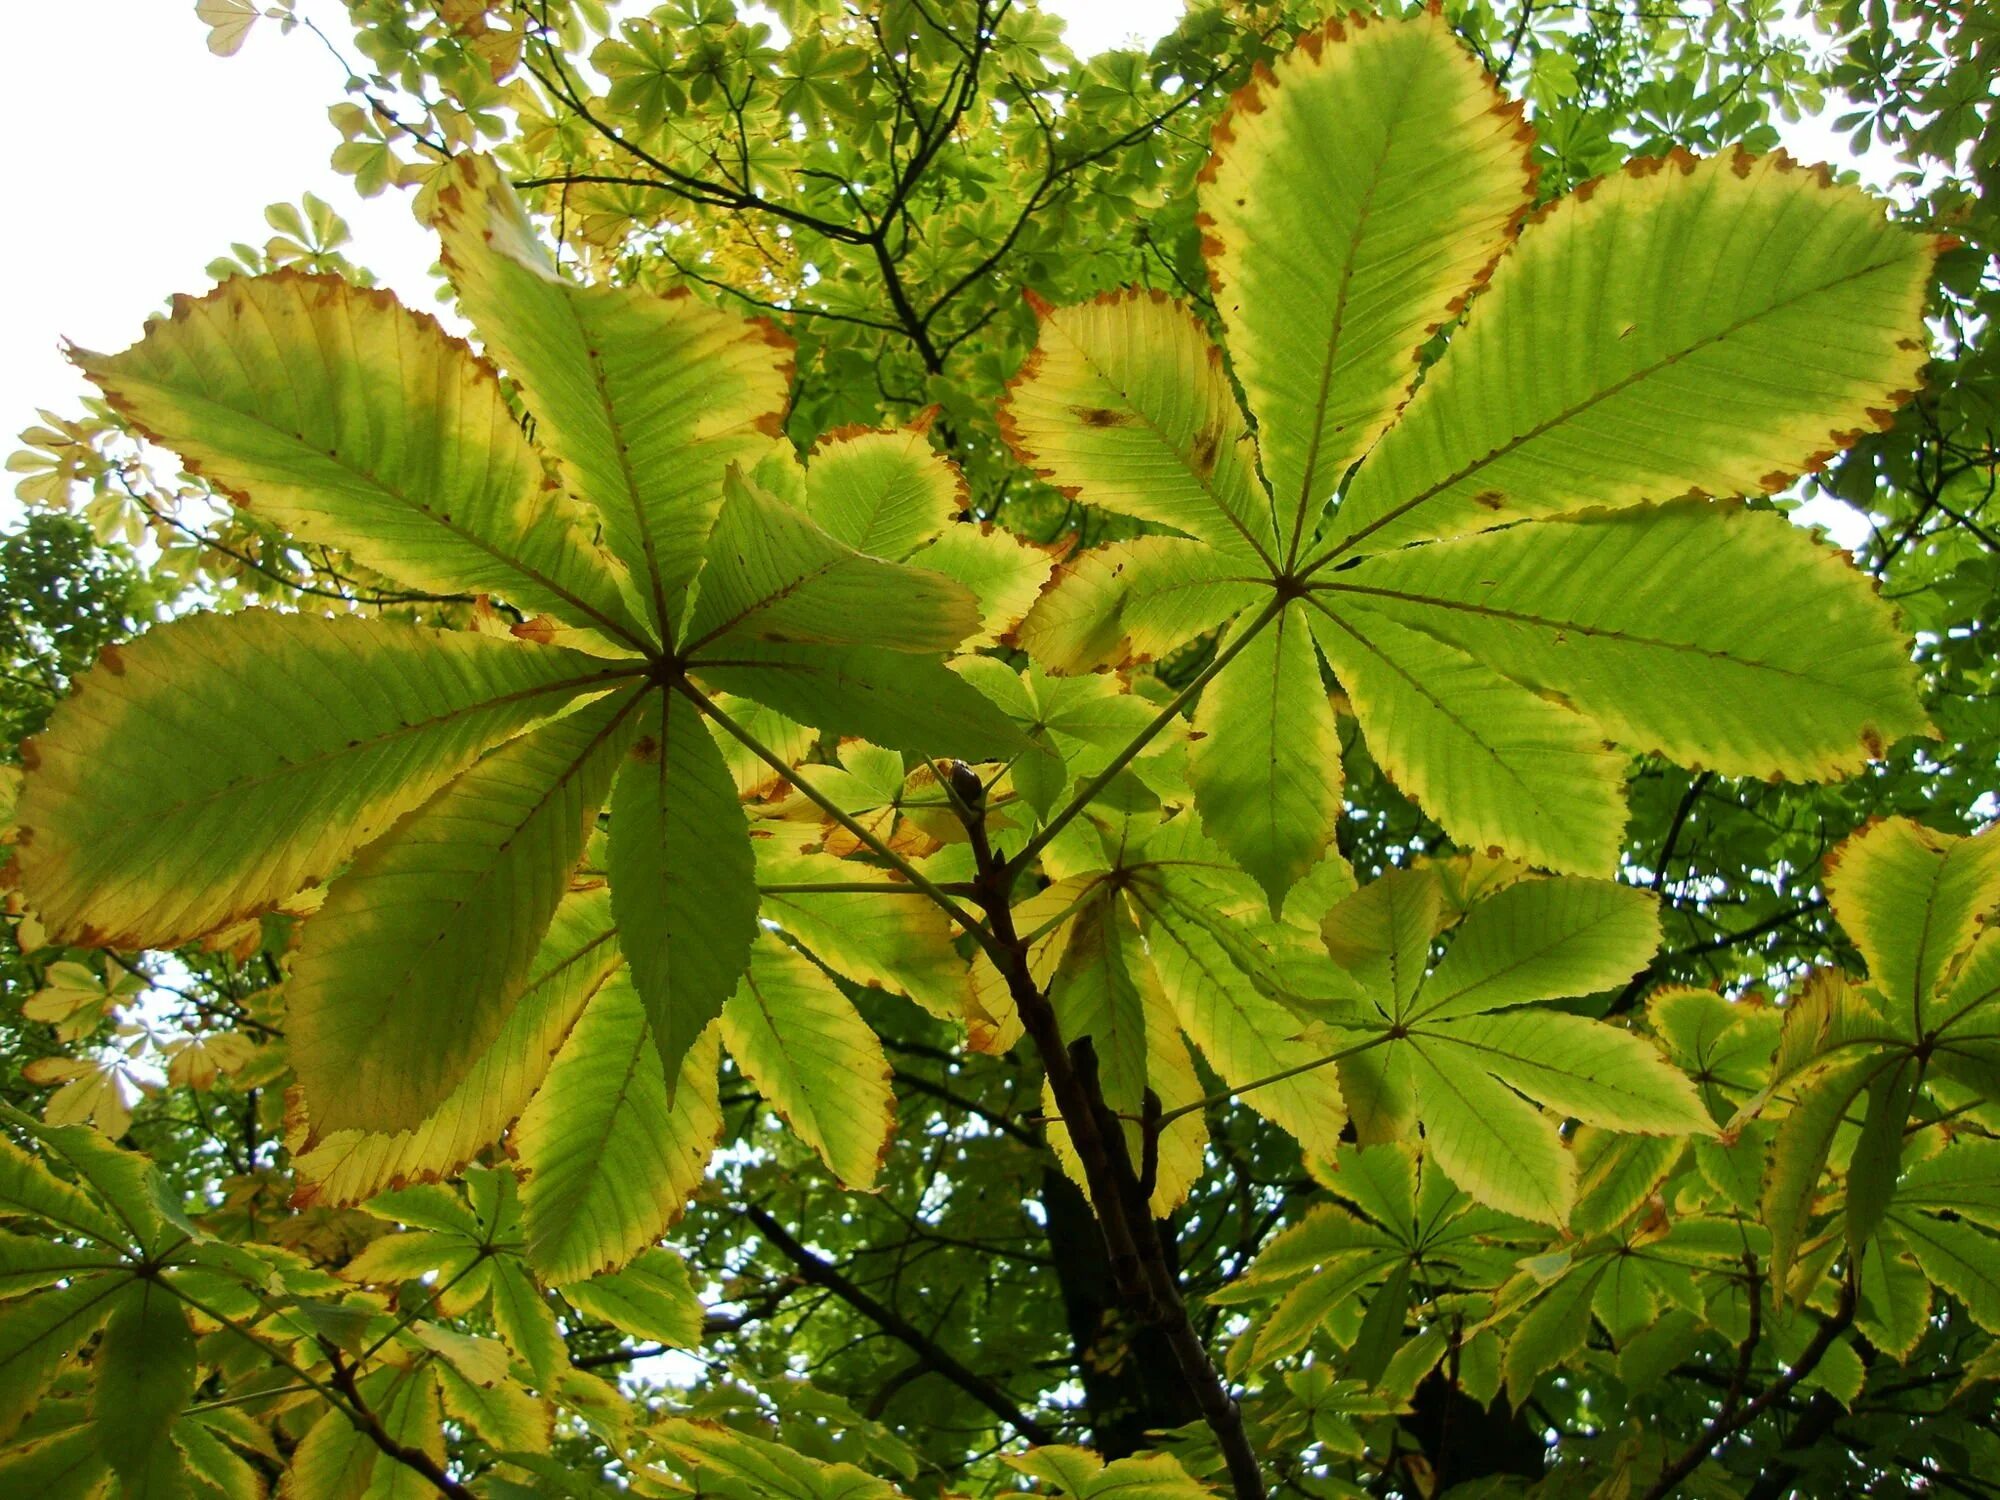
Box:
[1,0,1882,540]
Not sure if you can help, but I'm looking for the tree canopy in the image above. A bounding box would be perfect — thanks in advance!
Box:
[2,1,1997,1497]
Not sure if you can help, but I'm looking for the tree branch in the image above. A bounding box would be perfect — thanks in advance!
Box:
[743,1203,1056,1445]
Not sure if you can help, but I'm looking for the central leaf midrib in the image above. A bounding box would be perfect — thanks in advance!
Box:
[83,666,641,840]
[1317,579,1832,683]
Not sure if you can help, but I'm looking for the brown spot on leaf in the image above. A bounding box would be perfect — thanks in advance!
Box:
[1191,424,1223,477]
[1473,490,1506,511]
[1860,726,1885,759]
[632,735,660,761]
[96,644,124,676]
[1073,406,1134,428]
[511,616,559,645]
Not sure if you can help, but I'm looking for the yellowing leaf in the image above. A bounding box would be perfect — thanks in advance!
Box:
[722,939,895,1190]
[515,978,721,1283]
[1200,6,1535,563]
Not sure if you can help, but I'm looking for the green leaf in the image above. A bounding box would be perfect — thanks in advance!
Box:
[1404,1037,1574,1224]
[1845,1057,1919,1250]
[1199,7,1534,563]
[684,469,980,655]
[1347,1257,1412,1387]
[655,1416,904,1500]
[1891,1210,2000,1334]
[799,418,963,558]
[1324,150,1937,558]
[92,1278,197,1485]
[697,641,1028,758]
[488,1257,565,1390]
[1134,884,1349,1160]
[367,1365,447,1500]
[0,1276,123,1440]
[1048,892,1150,1138]
[756,850,964,1021]
[515,977,721,1283]
[1324,502,1929,781]
[1007,1444,1213,1498]
[611,691,758,1090]
[1422,1013,1712,1135]
[1412,877,1660,1022]
[436,1361,551,1455]
[15,612,629,949]
[0,1422,111,1497]
[293,887,623,1207]
[292,690,641,1137]
[434,155,792,643]
[721,939,896,1190]
[1764,1054,1889,1288]
[1014,537,1263,676]
[70,271,648,646]
[560,1248,704,1347]
[0,1232,121,1297]
[1503,1261,1607,1405]
[2,1110,180,1253]
[0,1136,128,1249]
[1825,819,2000,1034]
[1571,1129,1683,1237]
[1318,867,1441,1022]
[904,524,1054,650]
[1306,601,1627,874]
[1000,290,1275,561]
[1189,607,1342,910]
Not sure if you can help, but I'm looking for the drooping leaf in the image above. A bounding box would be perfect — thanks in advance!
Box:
[610,691,758,1091]
[1189,608,1342,910]
[721,939,896,1190]
[291,689,641,1137]
[515,979,721,1284]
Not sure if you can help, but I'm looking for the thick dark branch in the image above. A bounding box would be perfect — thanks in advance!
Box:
[320,1342,474,1499]
[743,1204,1056,1445]
[1607,899,1828,1015]
[953,796,1265,1498]
[1637,1275,1856,1500]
